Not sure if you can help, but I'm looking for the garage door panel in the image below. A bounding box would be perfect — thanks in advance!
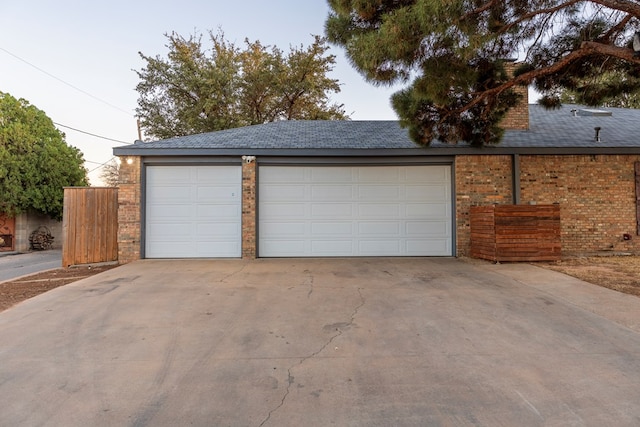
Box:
[406,220,451,236]
[150,205,194,218]
[358,222,400,235]
[195,241,240,257]
[310,222,353,235]
[406,165,449,181]
[312,240,354,254]
[358,167,400,182]
[261,184,306,200]
[196,222,240,236]
[262,240,305,255]
[259,165,452,257]
[406,203,449,217]
[148,166,191,183]
[310,167,352,182]
[261,222,306,236]
[311,185,352,200]
[196,167,239,182]
[261,203,306,217]
[407,239,450,254]
[358,185,400,200]
[146,165,241,258]
[359,240,401,254]
[195,204,240,219]
[357,204,400,217]
[311,203,352,217]
[146,222,192,237]
[197,185,238,200]
[405,185,449,200]
[148,185,192,202]
[262,167,306,182]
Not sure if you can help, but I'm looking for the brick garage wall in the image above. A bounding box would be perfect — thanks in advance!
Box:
[520,155,640,255]
[455,155,513,256]
[242,159,257,259]
[117,156,141,263]
[455,154,640,257]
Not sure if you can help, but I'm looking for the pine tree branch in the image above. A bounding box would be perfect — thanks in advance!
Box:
[590,0,640,17]
[458,41,640,116]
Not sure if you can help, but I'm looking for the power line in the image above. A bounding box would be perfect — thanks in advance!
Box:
[53,122,133,145]
[0,46,134,117]
[87,157,116,174]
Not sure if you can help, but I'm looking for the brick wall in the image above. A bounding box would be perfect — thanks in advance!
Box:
[117,156,141,263]
[242,159,257,258]
[519,155,640,255]
[455,154,640,257]
[455,155,513,256]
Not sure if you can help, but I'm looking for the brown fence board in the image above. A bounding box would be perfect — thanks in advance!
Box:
[63,187,118,267]
[470,205,561,262]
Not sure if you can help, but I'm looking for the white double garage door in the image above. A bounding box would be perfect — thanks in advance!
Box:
[145,164,452,258]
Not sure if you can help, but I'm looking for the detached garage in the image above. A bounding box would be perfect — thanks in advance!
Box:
[114,105,640,263]
[115,121,455,260]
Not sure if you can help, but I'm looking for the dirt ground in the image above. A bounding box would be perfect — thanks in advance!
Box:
[1,257,639,313]
[539,256,640,297]
[0,264,119,312]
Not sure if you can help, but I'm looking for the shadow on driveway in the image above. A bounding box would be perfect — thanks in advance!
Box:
[1,257,640,426]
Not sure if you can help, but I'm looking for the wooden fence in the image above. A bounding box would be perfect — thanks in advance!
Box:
[470,204,561,262]
[62,187,118,267]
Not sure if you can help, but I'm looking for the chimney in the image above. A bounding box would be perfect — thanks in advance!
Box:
[500,60,529,130]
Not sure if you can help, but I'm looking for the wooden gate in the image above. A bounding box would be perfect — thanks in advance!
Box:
[0,213,15,252]
[62,187,118,267]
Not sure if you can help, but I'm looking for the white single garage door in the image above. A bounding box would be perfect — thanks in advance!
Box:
[259,165,452,257]
[145,165,242,258]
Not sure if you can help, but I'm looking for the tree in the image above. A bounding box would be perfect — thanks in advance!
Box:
[135,31,348,140]
[558,70,640,108]
[99,158,120,187]
[0,92,88,219]
[326,0,640,146]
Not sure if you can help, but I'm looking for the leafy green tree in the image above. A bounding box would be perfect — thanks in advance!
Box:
[326,0,640,146]
[0,92,88,219]
[135,31,348,140]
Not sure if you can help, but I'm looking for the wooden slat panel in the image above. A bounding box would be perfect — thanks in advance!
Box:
[470,204,561,262]
[62,187,118,267]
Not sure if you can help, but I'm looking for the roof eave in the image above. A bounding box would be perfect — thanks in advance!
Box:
[113,146,640,157]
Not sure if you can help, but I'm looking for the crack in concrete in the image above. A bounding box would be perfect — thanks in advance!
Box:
[305,272,314,298]
[258,287,365,427]
[218,263,248,283]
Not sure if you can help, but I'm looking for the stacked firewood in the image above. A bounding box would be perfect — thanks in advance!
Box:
[29,226,54,250]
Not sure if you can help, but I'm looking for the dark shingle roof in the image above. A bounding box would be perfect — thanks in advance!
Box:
[114,104,640,156]
[496,104,639,147]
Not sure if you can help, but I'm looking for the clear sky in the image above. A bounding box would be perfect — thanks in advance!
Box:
[1,1,400,185]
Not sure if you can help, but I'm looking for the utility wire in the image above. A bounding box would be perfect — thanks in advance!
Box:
[0,46,134,117]
[87,157,116,173]
[53,121,133,145]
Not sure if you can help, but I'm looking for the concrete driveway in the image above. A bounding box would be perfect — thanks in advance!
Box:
[1,258,640,426]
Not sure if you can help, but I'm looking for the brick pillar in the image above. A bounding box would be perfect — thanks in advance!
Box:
[501,61,529,130]
[117,156,141,263]
[242,158,257,259]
